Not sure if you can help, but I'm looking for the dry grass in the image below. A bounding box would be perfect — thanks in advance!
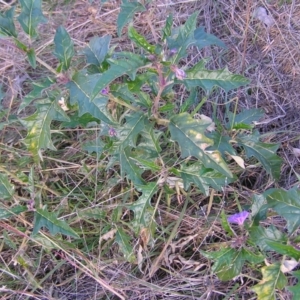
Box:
[0,0,300,299]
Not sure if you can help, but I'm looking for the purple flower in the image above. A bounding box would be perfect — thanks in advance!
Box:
[101,87,109,95]
[170,65,186,80]
[227,211,250,226]
[108,127,117,137]
[175,68,186,80]
[170,48,177,56]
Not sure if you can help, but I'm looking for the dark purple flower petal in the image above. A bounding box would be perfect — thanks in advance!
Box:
[227,211,250,226]
[175,68,186,80]
[108,127,117,137]
[170,65,187,80]
[101,87,109,95]
[170,48,177,56]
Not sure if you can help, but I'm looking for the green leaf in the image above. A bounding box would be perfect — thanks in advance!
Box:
[236,132,282,180]
[266,241,300,260]
[227,108,264,129]
[33,208,79,238]
[17,0,47,38]
[184,60,249,92]
[221,210,234,237]
[18,77,54,113]
[251,193,268,223]
[167,12,198,63]
[119,147,145,185]
[112,83,137,104]
[117,0,146,36]
[265,188,300,234]
[82,138,105,155]
[249,225,287,252]
[252,263,287,300]
[207,131,236,156]
[26,48,36,69]
[193,26,227,49]
[67,71,114,124]
[169,113,232,177]
[117,112,146,149]
[69,52,145,105]
[0,173,14,200]
[128,24,155,54]
[61,112,99,128]
[287,270,300,299]
[53,26,74,71]
[20,98,70,161]
[180,87,197,113]
[201,247,264,281]
[128,183,158,234]
[0,205,27,219]
[78,208,106,220]
[81,35,111,66]
[115,227,136,263]
[179,163,235,196]
[14,39,28,52]
[162,14,173,41]
[138,127,162,157]
[0,7,17,37]
[130,156,161,172]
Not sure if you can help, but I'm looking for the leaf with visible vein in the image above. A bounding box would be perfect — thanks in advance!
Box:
[92,52,147,97]
[179,163,235,196]
[207,131,236,157]
[201,247,264,281]
[128,183,157,234]
[184,60,249,92]
[167,12,198,63]
[67,71,114,124]
[0,173,14,200]
[53,26,74,71]
[252,263,287,300]
[249,225,287,252]
[17,0,47,38]
[169,113,232,177]
[117,112,146,149]
[117,0,145,36]
[33,208,79,238]
[115,227,136,263]
[18,78,54,113]
[265,188,300,234]
[81,35,111,66]
[0,205,27,219]
[119,147,145,185]
[128,25,156,54]
[20,98,70,161]
[0,7,17,37]
[227,108,264,129]
[237,132,282,180]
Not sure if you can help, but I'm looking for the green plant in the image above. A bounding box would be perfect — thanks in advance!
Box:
[1,1,299,299]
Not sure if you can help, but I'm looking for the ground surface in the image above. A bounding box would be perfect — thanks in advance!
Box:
[1,0,300,299]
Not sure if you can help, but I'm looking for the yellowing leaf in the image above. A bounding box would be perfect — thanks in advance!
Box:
[20,98,70,162]
[169,113,232,178]
[252,263,287,300]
